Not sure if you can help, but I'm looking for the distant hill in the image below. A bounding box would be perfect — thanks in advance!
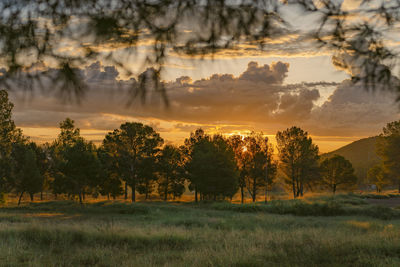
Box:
[321,137,380,184]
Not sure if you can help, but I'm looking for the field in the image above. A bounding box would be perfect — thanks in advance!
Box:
[1,194,400,266]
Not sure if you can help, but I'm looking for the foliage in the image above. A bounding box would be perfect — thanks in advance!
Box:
[183,128,208,202]
[321,137,380,185]
[319,154,357,194]
[11,142,44,204]
[376,120,400,192]
[241,132,277,202]
[227,135,247,203]
[102,122,163,202]
[50,118,100,203]
[57,139,100,204]
[367,164,389,193]
[188,134,239,200]
[0,90,24,192]
[276,126,320,198]
[0,1,398,103]
[157,145,186,201]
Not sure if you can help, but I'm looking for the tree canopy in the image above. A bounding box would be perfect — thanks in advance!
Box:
[276,126,319,198]
[376,120,400,192]
[320,154,357,194]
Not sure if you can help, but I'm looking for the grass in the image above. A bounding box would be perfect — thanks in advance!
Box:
[1,194,400,266]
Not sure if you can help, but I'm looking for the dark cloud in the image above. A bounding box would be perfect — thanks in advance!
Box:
[308,80,399,136]
[8,61,399,143]
[239,61,289,84]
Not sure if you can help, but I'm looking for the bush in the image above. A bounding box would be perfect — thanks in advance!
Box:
[353,205,398,220]
[211,200,345,216]
[0,192,6,204]
[211,198,400,219]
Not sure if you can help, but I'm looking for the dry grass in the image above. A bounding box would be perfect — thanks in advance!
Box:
[0,194,400,266]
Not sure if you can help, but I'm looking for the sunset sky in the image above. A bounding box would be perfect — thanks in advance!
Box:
[7,0,400,153]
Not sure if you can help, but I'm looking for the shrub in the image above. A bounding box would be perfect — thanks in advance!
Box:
[0,192,6,204]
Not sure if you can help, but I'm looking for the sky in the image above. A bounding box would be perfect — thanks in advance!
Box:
[7,0,400,153]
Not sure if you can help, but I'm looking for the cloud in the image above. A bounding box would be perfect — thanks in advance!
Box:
[307,80,400,136]
[8,60,400,146]
[239,61,289,84]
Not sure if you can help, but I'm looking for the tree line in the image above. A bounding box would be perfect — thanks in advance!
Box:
[1,90,388,205]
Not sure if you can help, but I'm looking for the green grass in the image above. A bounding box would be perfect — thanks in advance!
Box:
[1,194,400,266]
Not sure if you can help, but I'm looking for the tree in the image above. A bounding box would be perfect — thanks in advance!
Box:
[50,118,100,203]
[242,133,277,202]
[157,145,186,201]
[276,126,319,198]
[367,164,389,193]
[97,146,124,200]
[136,157,158,200]
[183,128,208,202]
[188,135,238,201]
[376,120,400,192]
[11,142,44,205]
[50,118,82,198]
[0,2,396,103]
[227,135,247,204]
[0,90,24,194]
[57,139,100,204]
[320,155,357,194]
[103,122,163,202]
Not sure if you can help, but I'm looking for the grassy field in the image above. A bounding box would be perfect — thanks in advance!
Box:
[1,194,400,266]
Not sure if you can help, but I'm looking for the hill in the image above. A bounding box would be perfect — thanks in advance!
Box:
[321,137,380,184]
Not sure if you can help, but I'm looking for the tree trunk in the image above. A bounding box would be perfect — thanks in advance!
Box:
[292,166,296,199]
[40,191,43,201]
[333,184,336,195]
[29,193,34,202]
[164,178,168,201]
[78,191,83,204]
[125,182,128,200]
[131,184,136,202]
[195,186,198,203]
[292,178,296,199]
[107,194,110,200]
[82,191,85,201]
[241,185,244,204]
[252,177,257,202]
[18,192,24,206]
[300,181,304,197]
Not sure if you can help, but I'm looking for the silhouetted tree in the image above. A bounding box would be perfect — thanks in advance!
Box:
[157,145,185,201]
[320,155,357,194]
[0,90,24,195]
[57,139,100,204]
[376,120,400,192]
[103,122,163,202]
[11,142,44,205]
[97,146,124,200]
[242,132,277,202]
[227,135,247,204]
[276,126,319,198]
[50,118,100,203]
[183,128,208,202]
[188,135,238,201]
[367,164,389,193]
[136,157,158,200]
